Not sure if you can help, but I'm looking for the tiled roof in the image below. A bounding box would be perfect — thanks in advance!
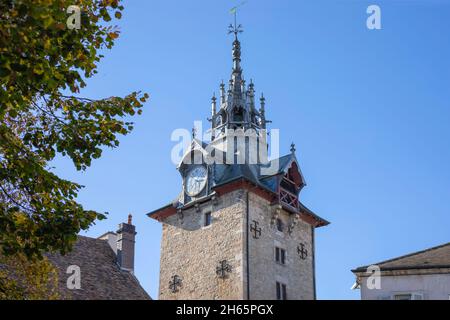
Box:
[46,236,150,300]
[352,242,450,273]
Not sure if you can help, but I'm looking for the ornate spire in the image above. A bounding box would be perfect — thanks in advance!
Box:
[220,80,226,105]
[232,36,242,73]
[260,93,266,111]
[228,9,244,89]
[211,93,217,117]
[211,93,217,141]
[248,79,255,110]
[210,11,267,139]
[260,93,266,129]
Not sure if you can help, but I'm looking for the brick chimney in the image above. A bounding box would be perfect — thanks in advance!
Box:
[116,214,136,273]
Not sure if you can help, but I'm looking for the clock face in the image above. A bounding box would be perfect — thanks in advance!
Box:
[185,166,207,197]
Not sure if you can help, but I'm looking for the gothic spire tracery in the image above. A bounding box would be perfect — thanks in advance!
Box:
[210,19,267,139]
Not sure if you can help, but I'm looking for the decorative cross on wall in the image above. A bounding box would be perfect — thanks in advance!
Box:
[250,220,261,239]
[169,275,182,293]
[216,260,232,279]
[297,243,308,260]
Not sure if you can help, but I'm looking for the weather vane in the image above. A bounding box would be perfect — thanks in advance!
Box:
[228,1,247,36]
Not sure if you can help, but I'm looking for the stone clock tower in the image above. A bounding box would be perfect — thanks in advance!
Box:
[147,23,329,300]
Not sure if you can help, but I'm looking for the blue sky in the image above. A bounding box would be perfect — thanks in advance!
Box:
[52,0,450,299]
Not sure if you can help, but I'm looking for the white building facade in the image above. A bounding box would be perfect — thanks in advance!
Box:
[352,243,450,300]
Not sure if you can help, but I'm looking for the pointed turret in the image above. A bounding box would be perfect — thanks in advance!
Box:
[208,20,270,166]
[210,22,265,133]
[220,81,226,105]
[211,93,217,141]
[260,93,266,129]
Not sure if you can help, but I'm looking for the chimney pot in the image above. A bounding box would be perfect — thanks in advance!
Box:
[117,215,136,273]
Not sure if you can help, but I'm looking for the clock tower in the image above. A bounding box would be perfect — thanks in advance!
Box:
[148,22,329,300]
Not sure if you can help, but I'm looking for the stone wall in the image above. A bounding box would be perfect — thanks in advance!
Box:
[247,192,315,300]
[158,189,315,300]
[159,190,245,300]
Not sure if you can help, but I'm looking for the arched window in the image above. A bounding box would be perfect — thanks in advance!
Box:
[233,107,244,122]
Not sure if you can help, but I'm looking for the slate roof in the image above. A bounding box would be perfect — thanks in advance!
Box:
[148,150,329,227]
[45,236,150,300]
[261,154,294,177]
[352,242,450,273]
[214,153,300,193]
[215,163,261,188]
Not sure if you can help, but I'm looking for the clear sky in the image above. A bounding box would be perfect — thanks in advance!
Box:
[52,0,450,299]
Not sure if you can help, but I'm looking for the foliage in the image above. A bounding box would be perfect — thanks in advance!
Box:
[0,253,59,300]
[0,0,148,257]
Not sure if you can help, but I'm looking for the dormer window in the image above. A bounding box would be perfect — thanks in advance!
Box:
[287,162,302,187]
[279,161,303,212]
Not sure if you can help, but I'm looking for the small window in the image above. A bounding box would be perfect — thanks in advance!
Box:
[412,293,423,300]
[393,292,424,300]
[276,282,287,300]
[276,219,284,232]
[275,247,286,265]
[204,212,212,227]
[394,294,412,300]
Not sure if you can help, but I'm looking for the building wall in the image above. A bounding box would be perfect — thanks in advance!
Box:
[247,192,315,300]
[98,232,117,254]
[158,189,315,300]
[159,190,245,300]
[359,272,450,300]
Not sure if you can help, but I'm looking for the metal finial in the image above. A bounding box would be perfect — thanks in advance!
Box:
[192,127,197,139]
[128,214,133,225]
[290,143,296,153]
[228,3,246,37]
[249,79,254,91]
[220,81,226,104]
